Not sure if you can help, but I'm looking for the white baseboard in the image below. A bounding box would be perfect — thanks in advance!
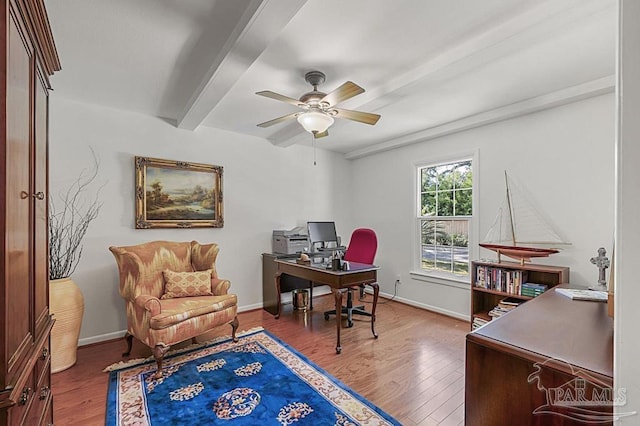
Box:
[317,287,469,321]
[78,288,335,347]
[278,285,332,305]
[238,302,263,312]
[78,286,465,346]
[378,291,470,322]
[79,330,127,347]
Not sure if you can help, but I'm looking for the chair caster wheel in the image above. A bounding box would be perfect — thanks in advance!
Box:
[348,321,354,328]
[324,313,330,321]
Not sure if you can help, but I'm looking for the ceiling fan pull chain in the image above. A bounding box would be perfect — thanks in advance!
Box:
[312,133,317,166]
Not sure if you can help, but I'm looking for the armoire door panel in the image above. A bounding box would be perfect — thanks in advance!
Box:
[6,8,35,371]
[33,68,49,333]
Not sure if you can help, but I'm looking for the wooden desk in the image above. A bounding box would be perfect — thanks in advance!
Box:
[465,286,614,425]
[274,259,379,354]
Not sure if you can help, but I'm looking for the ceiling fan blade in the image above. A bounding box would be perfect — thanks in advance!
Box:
[320,81,364,106]
[314,130,329,139]
[257,112,299,128]
[256,90,303,107]
[332,107,380,125]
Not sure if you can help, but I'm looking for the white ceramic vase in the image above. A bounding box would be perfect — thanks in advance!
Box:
[49,277,84,373]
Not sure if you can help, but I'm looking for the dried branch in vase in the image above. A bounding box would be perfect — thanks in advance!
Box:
[49,150,104,280]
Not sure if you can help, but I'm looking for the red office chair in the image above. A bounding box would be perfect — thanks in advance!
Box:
[324,228,377,327]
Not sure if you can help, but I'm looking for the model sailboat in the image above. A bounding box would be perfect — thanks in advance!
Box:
[480,172,569,264]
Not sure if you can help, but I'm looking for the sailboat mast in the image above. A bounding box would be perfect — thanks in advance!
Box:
[505,171,517,245]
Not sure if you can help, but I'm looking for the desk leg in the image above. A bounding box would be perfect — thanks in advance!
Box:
[370,282,379,339]
[334,288,347,354]
[309,282,314,311]
[274,271,283,319]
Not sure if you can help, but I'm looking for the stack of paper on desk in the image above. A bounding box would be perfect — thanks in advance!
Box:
[555,288,608,302]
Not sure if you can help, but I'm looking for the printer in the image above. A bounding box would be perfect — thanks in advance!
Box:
[272,227,309,255]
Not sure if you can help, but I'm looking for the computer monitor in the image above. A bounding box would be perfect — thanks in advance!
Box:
[307,221,338,249]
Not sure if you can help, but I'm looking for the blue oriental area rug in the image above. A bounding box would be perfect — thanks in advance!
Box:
[105,328,400,425]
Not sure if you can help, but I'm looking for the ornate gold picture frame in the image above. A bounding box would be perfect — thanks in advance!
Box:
[135,156,223,229]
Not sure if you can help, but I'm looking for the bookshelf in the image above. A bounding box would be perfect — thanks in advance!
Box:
[470,260,569,329]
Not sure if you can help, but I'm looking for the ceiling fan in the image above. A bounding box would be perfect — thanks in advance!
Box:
[256,71,381,138]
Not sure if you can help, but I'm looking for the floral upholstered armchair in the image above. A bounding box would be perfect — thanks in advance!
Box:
[109,240,239,378]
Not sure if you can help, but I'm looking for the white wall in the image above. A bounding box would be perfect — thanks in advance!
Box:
[49,92,615,343]
[49,96,353,344]
[350,93,615,319]
[616,0,640,420]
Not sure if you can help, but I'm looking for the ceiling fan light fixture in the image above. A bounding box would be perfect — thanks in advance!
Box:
[257,71,379,134]
[297,111,334,134]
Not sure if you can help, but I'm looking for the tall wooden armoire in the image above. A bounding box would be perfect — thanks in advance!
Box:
[0,0,60,424]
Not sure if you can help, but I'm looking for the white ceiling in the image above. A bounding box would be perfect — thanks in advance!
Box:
[45,0,616,158]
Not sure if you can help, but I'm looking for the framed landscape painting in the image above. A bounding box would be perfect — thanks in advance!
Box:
[135,156,223,229]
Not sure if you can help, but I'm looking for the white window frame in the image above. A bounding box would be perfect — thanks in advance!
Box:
[411,151,479,286]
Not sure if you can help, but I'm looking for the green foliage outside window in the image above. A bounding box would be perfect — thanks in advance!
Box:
[421,160,472,216]
[419,160,472,276]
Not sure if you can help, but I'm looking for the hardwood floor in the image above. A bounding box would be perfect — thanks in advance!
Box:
[52,294,468,425]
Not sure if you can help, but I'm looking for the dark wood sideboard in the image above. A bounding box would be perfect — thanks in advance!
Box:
[465,286,614,425]
[262,253,312,315]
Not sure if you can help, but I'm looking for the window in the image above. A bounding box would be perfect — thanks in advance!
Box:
[417,159,472,277]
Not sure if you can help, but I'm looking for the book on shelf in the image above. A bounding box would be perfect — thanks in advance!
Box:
[488,297,524,318]
[499,297,523,306]
[555,288,607,302]
[520,282,548,298]
[488,306,511,318]
[521,282,548,290]
[474,264,527,295]
[472,317,489,330]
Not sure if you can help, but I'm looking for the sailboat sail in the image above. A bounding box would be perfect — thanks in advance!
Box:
[483,203,514,246]
[481,172,568,262]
